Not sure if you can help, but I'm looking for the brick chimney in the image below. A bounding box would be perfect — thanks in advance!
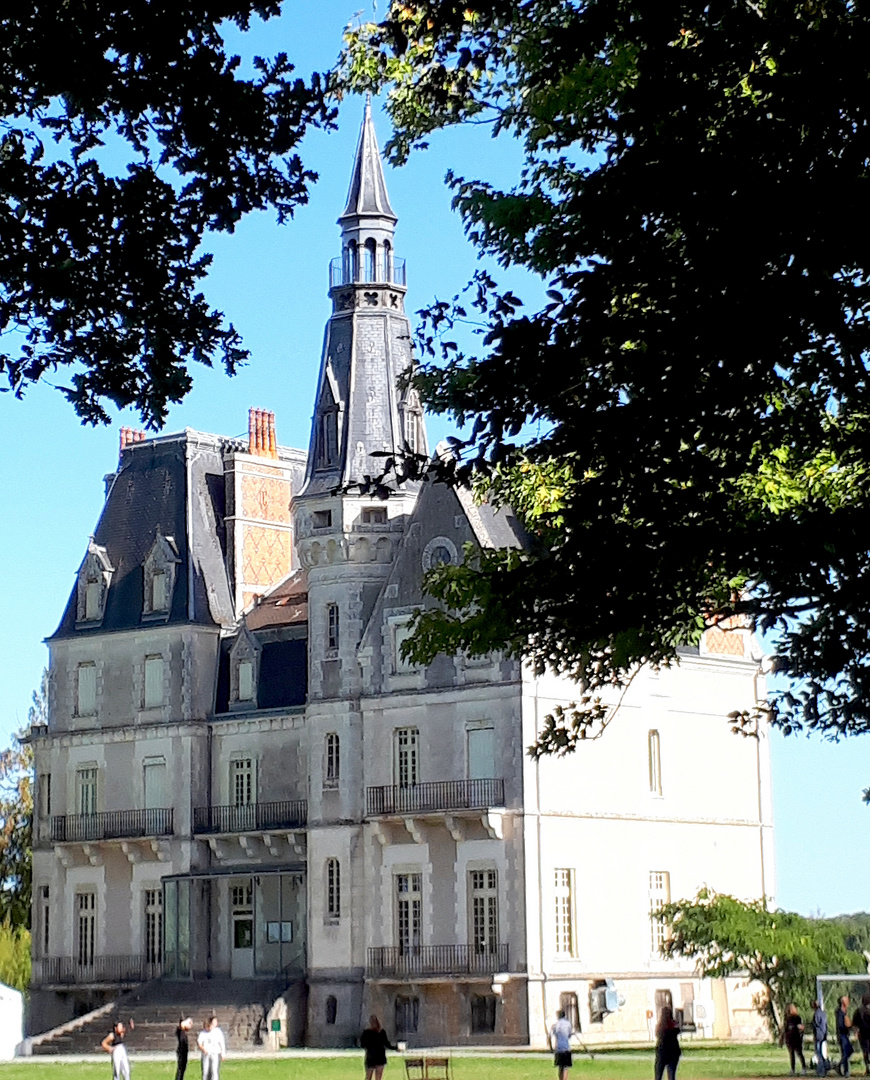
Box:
[248,408,278,459]
[119,427,146,454]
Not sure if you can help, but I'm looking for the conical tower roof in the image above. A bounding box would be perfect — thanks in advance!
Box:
[339,96,397,224]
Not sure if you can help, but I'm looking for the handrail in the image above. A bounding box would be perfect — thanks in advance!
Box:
[329,256,406,289]
[32,955,157,986]
[192,799,308,834]
[367,944,509,977]
[366,778,505,816]
[51,808,174,843]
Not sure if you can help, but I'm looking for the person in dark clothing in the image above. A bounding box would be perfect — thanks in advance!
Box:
[175,1017,193,1080]
[781,1004,807,1075]
[851,994,870,1076]
[812,1001,830,1078]
[361,1015,397,1080]
[837,996,854,1078]
[655,1006,681,1080]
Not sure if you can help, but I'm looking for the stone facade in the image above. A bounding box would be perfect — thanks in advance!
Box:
[29,104,774,1048]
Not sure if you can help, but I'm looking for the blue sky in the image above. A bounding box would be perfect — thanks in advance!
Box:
[0,2,866,919]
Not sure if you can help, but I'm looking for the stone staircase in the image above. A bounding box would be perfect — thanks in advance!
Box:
[31,977,304,1055]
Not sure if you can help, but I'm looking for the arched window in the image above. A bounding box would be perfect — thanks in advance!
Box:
[325,995,338,1025]
[316,385,339,469]
[326,858,341,918]
[364,239,377,282]
[383,240,393,283]
[347,241,359,282]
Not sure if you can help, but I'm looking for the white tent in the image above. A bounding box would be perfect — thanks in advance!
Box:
[0,983,23,1059]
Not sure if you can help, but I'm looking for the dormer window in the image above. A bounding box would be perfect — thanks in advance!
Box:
[229,625,260,710]
[142,529,180,621]
[316,384,340,469]
[75,540,114,627]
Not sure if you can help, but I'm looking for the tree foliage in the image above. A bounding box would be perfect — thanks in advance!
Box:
[0,672,42,930]
[340,0,870,752]
[662,889,862,1039]
[1,2,335,426]
[0,922,30,995]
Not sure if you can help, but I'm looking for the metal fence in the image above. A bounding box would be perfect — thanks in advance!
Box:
[329,256,407,289]
[367,944,509,977]
[33,955,157,986]
[366,778,505,816]
[51,808,174,843]
[193,799,308,834]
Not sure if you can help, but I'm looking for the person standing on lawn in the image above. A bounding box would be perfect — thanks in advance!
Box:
[549,1008,573,1080]
[175,1016,193,1080]
[101,1019,134,1080]
[360,1015,396,1080]
[812,1001,830,1077]
[838,996,854,1078]
[655,1006,681,1080]
[781,1004,808,1075]
[197,1015,226,1080]
[852,994,870,1076]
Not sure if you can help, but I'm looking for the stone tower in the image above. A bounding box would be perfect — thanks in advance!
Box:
[294,97,427,702]
[293,101,428,1031]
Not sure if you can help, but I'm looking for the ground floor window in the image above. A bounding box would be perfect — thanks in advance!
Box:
[470,994,497,1034]
[560,992,580,1033]
[396,996,419,1035]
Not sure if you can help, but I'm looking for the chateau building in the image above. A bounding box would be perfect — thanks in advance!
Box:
[30,103,774,1047]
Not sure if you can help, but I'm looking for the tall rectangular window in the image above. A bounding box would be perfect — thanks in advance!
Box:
[38,773,51,818]
[143,758,166,810]
[144,889,163,966]
[470,869,498,954]
[648,730,663,796]
[151,570,168,613]
[649,870,671,955]
[394,728,419,788]
[467,726,495,779]
[76,767,98,817]
[85,579,101,621]
[144,655,164,708]
[324,733,340,789]
[327,604,339,652]
[231,758,254,807]
[237,660,254,702]
[554,868,576,957]
[396,873,422,954]
[76,891,96,966]
[326,858,341,918]
[39,886,50,957]
[76,663,96,716]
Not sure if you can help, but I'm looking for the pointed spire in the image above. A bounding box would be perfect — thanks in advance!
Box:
[339,96,397,225]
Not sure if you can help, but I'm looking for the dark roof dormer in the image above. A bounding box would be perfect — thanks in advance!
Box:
[228,622,261,711]
[141,527,181,623]
[75,539,114,628]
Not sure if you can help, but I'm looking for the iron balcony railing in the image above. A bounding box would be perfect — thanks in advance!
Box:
[32,955,158,986]
[368,944,509,978]
[51,808,174,843]
[366,778,505,817]
[193,799,308,835]
[329,256,407,289]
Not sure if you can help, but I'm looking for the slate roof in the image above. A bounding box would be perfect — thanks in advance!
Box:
[51,430,235,638]
[339,97,397,224]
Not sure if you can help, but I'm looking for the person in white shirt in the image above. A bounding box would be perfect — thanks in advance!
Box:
[549,1009,574,1080]
[196,1016,226,1080]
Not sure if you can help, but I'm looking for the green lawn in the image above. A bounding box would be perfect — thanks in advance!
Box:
[0,1045,802,1080]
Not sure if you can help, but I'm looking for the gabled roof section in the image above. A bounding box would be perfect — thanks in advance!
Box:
[51,430,234,638]
[339,96,397,224]
[245,569,309,631]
